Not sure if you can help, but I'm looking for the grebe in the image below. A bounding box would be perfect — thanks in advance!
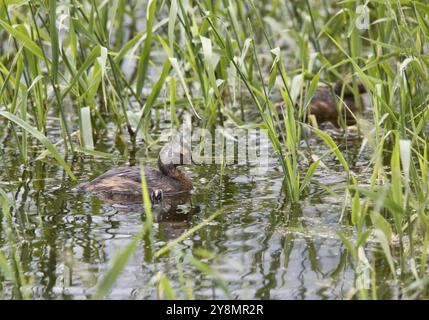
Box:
[76,141,194,201]
[278,80,367,127]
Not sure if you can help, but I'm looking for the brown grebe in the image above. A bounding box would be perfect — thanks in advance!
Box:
[278,80,367,127]
[76,141,194,201]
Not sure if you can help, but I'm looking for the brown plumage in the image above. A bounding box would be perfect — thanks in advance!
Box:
[76,142,194,200]
[279,80,367,128]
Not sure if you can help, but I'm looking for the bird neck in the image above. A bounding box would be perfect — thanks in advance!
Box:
[158,157,193,191]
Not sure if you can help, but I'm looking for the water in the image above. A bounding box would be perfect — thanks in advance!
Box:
[0,102,395,300]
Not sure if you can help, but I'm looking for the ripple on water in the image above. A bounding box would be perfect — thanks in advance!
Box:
[0,110,377,299]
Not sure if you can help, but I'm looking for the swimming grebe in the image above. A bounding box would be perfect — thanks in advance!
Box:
[77,141,194,201]
[278,80,367,127]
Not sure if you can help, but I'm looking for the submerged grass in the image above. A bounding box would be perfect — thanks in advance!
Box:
[0,0,428,299]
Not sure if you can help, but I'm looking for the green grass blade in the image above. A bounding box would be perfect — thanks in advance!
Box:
[0,111,76,180]
[0,19,45,60]
[135,0,157,94]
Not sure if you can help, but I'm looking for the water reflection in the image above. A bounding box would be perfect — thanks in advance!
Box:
[89,190,198,241]
[1,112,396,299]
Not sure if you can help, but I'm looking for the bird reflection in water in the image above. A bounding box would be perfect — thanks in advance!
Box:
[91,191,199,240]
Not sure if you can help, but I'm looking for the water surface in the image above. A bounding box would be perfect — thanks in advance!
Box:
[0,104,395,300]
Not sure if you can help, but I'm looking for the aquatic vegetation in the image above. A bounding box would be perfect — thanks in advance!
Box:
[0,0,428,300]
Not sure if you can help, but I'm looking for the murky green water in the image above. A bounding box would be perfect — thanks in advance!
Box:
[0,100,397,300]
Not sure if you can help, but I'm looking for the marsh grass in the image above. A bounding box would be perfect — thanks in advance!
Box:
[0,187,32,299]
[0,0,429,299]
